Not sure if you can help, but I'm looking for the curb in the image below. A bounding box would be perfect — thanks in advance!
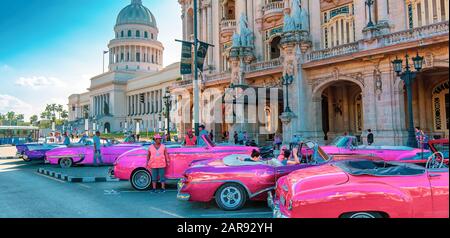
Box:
[37,168,120,183]
[0,156,19,160]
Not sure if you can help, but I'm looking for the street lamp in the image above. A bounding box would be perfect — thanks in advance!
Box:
[392,52,424,148]
[281,74,295,113]
[365,0,375,28]
[163,91,172,141]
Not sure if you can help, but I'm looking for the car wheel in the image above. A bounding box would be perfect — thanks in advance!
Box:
[342,212,384,219]
[215,183,247,211]
[22,153,31,162]
[59,158,73,168]
[131,169,152,191]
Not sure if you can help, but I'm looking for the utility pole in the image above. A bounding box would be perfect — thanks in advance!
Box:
[193,0,200,137]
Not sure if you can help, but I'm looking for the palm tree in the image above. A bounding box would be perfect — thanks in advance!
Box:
[0,114,5,126]
[57,104,63,119]
[6,111,15,126]
[30,115,38,125]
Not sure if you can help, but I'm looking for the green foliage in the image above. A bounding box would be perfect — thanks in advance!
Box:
[0,111,25,126]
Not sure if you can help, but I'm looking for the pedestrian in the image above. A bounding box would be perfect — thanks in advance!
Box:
[63,132,71,146]
[147,134,169,193]
[198,125,209,146]
[367,129,374,146]
[415,127,422,148]
[93,131,104,166]
[420,130,430,150]
[209,130,214,142]
[234,131,238,144]
[274,134,282,150]
[184,130,197,146]
[238,131,244,145]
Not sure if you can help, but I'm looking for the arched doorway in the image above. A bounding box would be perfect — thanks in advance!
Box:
[319,80,364,142]
[104,122,111,134]
[408,67,449,139]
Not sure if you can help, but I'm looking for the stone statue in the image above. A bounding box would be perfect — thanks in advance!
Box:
[238,13,254,47]
[291,0,303,30]
[232,32,241,47]
[283,12,296,32]
[300,6,309,30]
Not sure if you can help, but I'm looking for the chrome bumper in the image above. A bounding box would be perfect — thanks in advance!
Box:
[268,192,288,218]
[177,179,191,201]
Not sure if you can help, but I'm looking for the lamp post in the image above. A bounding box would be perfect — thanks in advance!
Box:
[392,53,424,148]
[163,91,172,141]
[365,0,375,28]
[281,73,295,113]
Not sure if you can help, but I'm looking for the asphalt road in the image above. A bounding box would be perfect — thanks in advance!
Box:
[0,158,272,218]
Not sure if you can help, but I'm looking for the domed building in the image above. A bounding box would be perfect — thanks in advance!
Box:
[109,0,163,72]
[68,0,180,135]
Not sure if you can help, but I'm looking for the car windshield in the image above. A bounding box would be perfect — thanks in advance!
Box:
[330,136,349,147]
[202,135,215,147]
[432,142,449,158]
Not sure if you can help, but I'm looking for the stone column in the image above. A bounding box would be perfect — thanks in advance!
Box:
[207,2,213,68]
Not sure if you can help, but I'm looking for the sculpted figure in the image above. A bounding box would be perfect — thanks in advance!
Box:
[238,13,254,47]
[300,7,309,30]
[232,32,241,47]
[291,0,302,30]
[283,12,296,32]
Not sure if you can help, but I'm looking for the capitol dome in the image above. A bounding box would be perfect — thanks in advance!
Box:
[116,0,157,28]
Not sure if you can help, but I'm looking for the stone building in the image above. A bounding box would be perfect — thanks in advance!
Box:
[68,0,180,134]
[176,0,449,145]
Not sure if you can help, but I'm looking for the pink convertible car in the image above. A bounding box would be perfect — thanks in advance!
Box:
[111,135,257,191]
[45,138,147,168]
[323,136,431,162]
[270,152,449,218]
[177,141,383,211]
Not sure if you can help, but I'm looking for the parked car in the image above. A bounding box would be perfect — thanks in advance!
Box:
[322,136,431,162]
[45,138,146,168]
[270,153,448,218]
[16,143,66,162]
[111,135,258,191]
[177,141,383,211]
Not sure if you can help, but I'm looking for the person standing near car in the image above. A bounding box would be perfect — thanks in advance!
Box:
[147,134,170,193]
[63,132,71,146]
[367,129,374,146]
[184,130,197,146]
[93,131,104,166]
[198,125,209,147]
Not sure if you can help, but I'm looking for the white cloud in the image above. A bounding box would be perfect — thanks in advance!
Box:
[15,76,66,89]
[0,64,13,72]
[0,94,33,116]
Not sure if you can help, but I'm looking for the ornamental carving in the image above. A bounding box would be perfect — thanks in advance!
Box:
[309,70,365,93]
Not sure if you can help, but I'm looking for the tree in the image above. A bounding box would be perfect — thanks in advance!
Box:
[0,114,5,126]
[30,115,38,125]
[6,111,15,126]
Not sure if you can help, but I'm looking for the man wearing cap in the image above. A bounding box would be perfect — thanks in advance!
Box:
[184,130,197,146]
[197,125,209,147]
[147,134,170,193]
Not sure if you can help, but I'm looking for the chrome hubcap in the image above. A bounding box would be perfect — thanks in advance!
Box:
[350,212,376,218]
[134,171,150,189]
[220,187,242,208]
[61,159,71,168]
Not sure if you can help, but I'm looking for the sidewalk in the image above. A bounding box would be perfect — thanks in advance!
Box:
[0,146,17,158]
[38,165,119,183]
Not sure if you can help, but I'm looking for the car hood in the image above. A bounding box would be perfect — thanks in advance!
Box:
[285,164,349,194]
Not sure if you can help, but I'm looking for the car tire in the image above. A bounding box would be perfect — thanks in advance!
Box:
[22,153,31,162]
[215,183,247,211]
[59,158,73,168]
[131,169,152,191]
[341,212,384,219]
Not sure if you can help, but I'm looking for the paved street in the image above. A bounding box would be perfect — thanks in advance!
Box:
[0,147,272,218]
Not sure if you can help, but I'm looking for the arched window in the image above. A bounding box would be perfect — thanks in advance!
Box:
[128,30,132,37]
[321,3,355,49]
[136,30,140,37]
[121,31,124,37]
[270,36,281,59]
[144,32,148,38]
[151,33,154,39]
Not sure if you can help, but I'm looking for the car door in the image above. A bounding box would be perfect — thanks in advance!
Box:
[427,168,449,218]
[274,164,308,181]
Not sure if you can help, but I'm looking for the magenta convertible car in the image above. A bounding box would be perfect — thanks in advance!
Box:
[111,135,257,191]
[45,138,145,168]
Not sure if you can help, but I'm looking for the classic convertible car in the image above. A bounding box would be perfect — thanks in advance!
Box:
[45,138,146,168]
[16,143,66,162]
[322,136,432,162]
[177,141,383,211]
[270,152,449,218]
[111,135,258,191]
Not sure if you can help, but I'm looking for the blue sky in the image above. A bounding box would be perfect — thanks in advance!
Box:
[0,0,182,120]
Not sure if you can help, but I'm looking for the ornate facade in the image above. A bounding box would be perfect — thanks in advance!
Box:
[176,0,449,145]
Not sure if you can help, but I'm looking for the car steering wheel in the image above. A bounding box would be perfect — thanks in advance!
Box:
[426,152,445,169]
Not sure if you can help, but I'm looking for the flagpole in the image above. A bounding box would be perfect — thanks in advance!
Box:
[193,0,200,137]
